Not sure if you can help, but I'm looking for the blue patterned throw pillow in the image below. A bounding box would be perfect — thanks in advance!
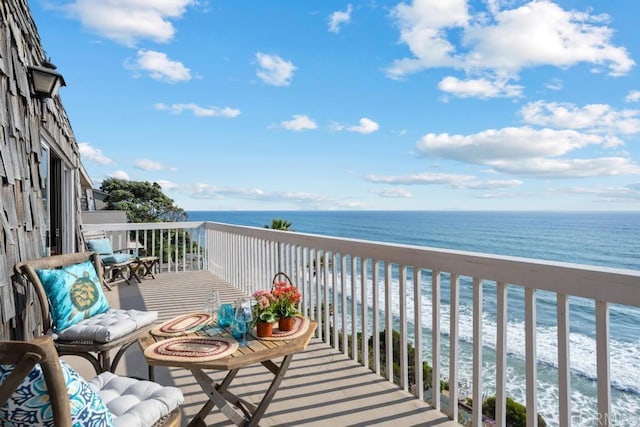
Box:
[36,260,110,332]
[0,360,114,426]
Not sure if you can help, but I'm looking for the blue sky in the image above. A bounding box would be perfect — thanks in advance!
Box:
[31,0,640,211]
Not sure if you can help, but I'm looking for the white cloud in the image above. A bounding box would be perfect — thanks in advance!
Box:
[133,50,191,83]
[417,127,606,163]
[110,170,130,180]
[371,188,413,198]
[365,172,523,189]
[386,0,467,79]
[545,78,563,91]
[415,126,640,178]
[387,0,634,94]
[350,118,380,134]
[560,184,640,202]
[256,53,296,86]
[78,142,114,165]
[625,90,640,103]
[438,75,523,98]
[179,183,361,209]
[333,117,380,134]
[156,180,179,191]
[155,103,240,118]
[134,159,164,171]
[280,115,318,131]
[493,157,640,178]
[463,2,634,75]
[329,4,353,33]
[63,0,194,46]
[520,101,640,135]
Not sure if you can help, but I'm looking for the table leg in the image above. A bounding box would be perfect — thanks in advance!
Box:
[248,354,294,426]
[145,259,158,278]
[187,355,295,427]
[190,369,245,426]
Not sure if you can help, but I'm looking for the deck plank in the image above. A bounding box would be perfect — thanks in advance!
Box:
[64,271,457,427]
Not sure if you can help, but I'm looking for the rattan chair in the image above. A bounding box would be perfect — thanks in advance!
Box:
[14,252,157,375]
[0,336,182,427]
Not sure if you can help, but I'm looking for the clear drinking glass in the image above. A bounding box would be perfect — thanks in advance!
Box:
[231,298,253,345]
[204,289,221,334]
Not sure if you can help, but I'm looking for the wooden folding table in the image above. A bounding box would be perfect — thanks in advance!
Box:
[139,317,317,426]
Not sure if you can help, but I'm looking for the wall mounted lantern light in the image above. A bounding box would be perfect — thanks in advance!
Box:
[27,59,66,122]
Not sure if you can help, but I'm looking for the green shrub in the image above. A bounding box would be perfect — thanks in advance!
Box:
[482,396,547,427]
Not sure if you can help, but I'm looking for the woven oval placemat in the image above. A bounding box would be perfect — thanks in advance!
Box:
[256,316,310,341]
[144,336,238,363]
[151,312,213,337]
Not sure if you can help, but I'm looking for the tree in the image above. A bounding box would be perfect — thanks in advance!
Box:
[100,178,187,223]
[100,178,191,263]
[264,218,292,231]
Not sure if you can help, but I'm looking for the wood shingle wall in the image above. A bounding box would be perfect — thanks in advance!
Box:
[1,0,84,339]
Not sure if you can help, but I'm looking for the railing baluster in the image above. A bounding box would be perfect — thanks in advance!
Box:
[448,273,459,422]
[351,256,357,361]
[332,253,339,351]
[315,249,322,339]
[385,262,393,383]
[372,260,380,375]
[496,282,507,427]
[596,300,611,427]
[399,264,408,391]
[472,277,483,427]
[323,251,330,344]
[431,270,440,407]
[557,292,571,427]
[182,229,186,271]
[341,254,348,357]
[415,266,424,401]
[361,257,368,370]
[525,287,538,427]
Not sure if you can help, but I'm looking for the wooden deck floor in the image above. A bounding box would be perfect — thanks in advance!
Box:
[69,271,458,427]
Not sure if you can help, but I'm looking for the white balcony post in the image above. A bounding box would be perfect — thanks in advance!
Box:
[596,300,611,426]
[496,282,507,427]
[431,270,440,408]
[414,266,423,401]
[448,274,459,422]
[557,292,571,427]
[525,287,538,427]
[472,277,483,427]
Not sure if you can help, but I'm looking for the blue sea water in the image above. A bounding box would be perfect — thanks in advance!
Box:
[188,210,640,425]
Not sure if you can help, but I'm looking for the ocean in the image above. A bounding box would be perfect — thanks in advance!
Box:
[187,210,640,425]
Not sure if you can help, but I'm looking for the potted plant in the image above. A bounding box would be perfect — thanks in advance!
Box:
[251,290,277,337]
[272,277,301,331]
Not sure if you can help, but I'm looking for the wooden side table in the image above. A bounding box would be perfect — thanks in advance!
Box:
[130,256,160,281]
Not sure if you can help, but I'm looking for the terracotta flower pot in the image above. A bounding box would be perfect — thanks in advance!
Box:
[278,317,294,332]
[256,321,274,338]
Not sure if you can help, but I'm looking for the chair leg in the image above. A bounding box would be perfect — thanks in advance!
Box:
[98,350,111,373]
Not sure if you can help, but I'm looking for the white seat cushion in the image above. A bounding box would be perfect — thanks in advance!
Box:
[91,372,183,427]
[56,309,158,343]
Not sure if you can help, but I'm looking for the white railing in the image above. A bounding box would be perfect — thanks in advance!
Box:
[89,221,640,426]
[82,222,208,273]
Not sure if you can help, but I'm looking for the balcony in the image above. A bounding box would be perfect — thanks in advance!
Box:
[82,221,640,426]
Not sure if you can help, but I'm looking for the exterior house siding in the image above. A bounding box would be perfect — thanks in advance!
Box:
[0,0,84,339]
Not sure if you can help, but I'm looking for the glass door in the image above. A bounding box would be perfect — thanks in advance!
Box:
[41,141,75,255]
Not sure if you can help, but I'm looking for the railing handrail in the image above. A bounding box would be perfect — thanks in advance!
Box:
[83,221,205,231]
[203,221,640,308]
